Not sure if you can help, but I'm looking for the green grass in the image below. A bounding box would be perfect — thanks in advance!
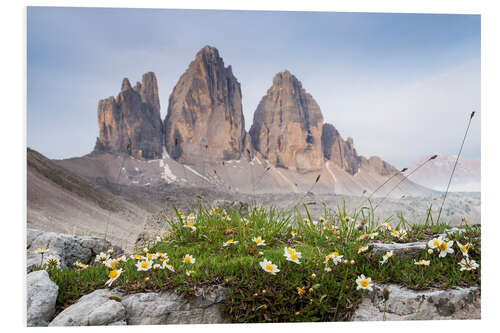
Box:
[35,204,481,322]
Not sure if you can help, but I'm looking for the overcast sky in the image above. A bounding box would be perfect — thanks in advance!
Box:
[27,7,480,169]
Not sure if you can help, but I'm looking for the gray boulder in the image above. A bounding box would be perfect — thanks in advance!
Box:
[369,241,427,258]
[351,283,480,321]
[121,285,229,325]
[27,229,122,272]
[27,270,59,327]
[49,289,126,326]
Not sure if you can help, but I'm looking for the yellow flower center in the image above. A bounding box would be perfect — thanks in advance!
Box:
[433,240,440,247]
[290,254,298,261]
[332,252,339,257]
[141,261,148,268]
[184,257,191,263]
[360,279,369,288]
[147,254,153,260]
[265,264,274,271]
[227,240,233,243]
[460,245,467,252]
[439,242,448,251]
[110,261,116,269]
[256,238,262,243]
[187,222,194,227]
[287,248,295,255]
[134,254,141,259]
[108,270,118,279]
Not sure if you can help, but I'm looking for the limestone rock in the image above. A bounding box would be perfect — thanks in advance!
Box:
[369,241,427,258]
[27,229,122,272]
[27,270,59,327]
[361,156,397,176]
[94,72,164,160]
[164,45,250,164]
[321,123,362,175]
[50,286,229,326]
[249,70,324,173]
[49,289,126,326]
[351,284,480,321]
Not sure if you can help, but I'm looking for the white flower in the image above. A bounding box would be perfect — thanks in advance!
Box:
[428,237,443,249]
[136,260,153,271]
[116,255,127,263]
[153,263,162,270]
[380,251,393,265]
[253,236,266,246]
[104,268,123,287]
[130,254,143,261]
[369,232,379,239]
[457,242,470,257]
[459,258,479,271]
[438,240,454,258]
[259,259,280,275]
[183,221,196,231]
[162,262,175,272]
[381,222,392,231]
[144,252,159,261]
[36,248,49,254]
[107,249,114,256]
[356,274,373,291]
[105,259,118,270]
[95,252,110,264]
[358,246,369,254]
[186,269,195,276]
[73,261,88,270]
[324,267,332,272]
[183,254,195,264]
[223,239,239,247]
[45,255,60,268]
[325,251,343,265]
[414,259,430,266]
[284,247,301,264]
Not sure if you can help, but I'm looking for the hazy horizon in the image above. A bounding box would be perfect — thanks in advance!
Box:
[27,7,481,169]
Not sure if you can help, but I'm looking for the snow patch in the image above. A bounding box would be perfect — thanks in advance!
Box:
[184,165,209,182]
[326,162,337,182]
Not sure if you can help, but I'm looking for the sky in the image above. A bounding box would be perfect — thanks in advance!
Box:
[27,7,481,169]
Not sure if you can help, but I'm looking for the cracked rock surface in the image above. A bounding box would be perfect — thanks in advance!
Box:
[351,283,480,321]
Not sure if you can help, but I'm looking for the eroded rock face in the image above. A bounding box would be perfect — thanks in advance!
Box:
[249,70,324,173]
[322,123,362,175]
[27,270,59,327]
[94,72,164,160]
[164,46,251,165]
[351,283,480,321]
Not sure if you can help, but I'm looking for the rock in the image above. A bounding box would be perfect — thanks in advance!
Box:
[369,241,427,258]
[164,45,251,164]
[27,270,59,327]
[361,156,397,177]
[27,229,123,272]
[321,123,397,176]
[93,72,164,160]
[351,283,480,321]
[121,286,229,325]
[212,199,248,214]
[321,123,362,175]
[249,70,324,173]
[49,289,126,326]
[50,286,229,326]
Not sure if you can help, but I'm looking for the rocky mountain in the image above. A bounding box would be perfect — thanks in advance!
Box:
[250,70,324,173]
[321,123,361,175]
[93,72,164,160]
[164,45,251,164]
[407,155,480,192]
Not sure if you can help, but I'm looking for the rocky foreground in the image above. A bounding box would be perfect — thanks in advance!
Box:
[26,229,480,326]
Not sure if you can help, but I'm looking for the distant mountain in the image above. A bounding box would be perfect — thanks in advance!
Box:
[407,155,480,192]
[73,45,433,197]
